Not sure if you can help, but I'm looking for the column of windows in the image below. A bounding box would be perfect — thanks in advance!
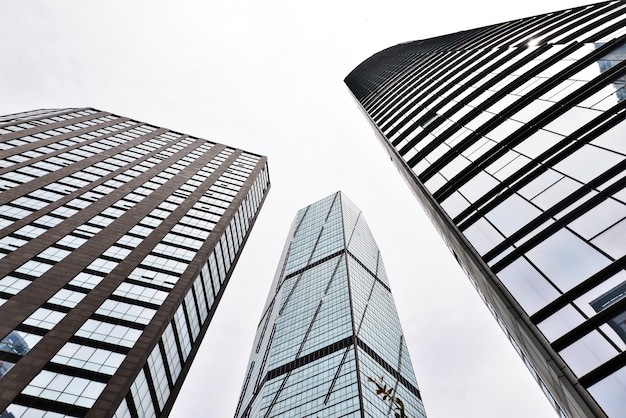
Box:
[0,108,270,417]
[122,159,269,417]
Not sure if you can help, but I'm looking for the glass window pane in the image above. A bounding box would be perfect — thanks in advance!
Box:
[485,193,542,236]
[591,219,626,259]
[553,145,624,184]
[568,198,626,239]
[531,176,583,210]
[526,229,611,292]
[589,365,626,417]
[459,171,499,203]
[574,272,626,318]
[495,154,532,181]
[514,129,563,159]
[439,155,471,179]
[537,304,585,342]
[560,330,618,377]
[519,169,563,200]
[497,257,560,314]
[440,191,470,219]
[463,218,504,255]
[544,107,602,137]
[591,121,626,154]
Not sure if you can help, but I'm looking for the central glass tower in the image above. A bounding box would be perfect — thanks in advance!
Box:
[235,192,426,418]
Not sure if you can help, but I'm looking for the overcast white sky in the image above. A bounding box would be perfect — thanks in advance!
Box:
[1,1,596,417]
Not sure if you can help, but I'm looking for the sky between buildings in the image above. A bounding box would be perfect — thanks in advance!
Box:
[1,1,595,416]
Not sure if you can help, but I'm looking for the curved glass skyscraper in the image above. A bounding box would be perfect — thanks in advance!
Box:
[346,2,626,417]
[236,192,426,418]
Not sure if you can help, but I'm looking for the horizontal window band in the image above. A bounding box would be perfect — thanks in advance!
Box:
[108,293,161,310]
[265,337,353,381]
[393,45,541,146]
[482,153,626,265]
[430,36,626,200]
[489,171,626,274]
[403,42,577,163]
[346,251,390,293]
[579,350,626,388]
[283,250,345,281]
[0,291,17,301]
[44,361,111,384]
[552,293,626,352]
[40,302,72,314]
[543,3,615,45]
[0,351,22,364]
[385,48,497,137]
[11,394,90,417]
[123,278,172,293]
[145,250,192,265]
[492,10,562,47]
[376,50,473,128]
[583,14,626,45]
[14,324,48,337]
[560,1,626,44]
[262,335,421,400]
[455,103,626,231]
[356,338,421,399]
[89,313,146,331]
[531,255,626,324]
[68,335,131,355]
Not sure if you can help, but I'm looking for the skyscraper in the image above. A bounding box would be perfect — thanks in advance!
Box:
[235,191,426,418]
[345,2,626,417]
[0,108,270,417]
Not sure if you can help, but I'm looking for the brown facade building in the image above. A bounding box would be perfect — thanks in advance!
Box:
[0,108,270,417]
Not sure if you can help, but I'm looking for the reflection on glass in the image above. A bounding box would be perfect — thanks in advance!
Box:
[0,331,30,389]
[0,331,29,356]
[595,42,626,102]
[591,281,626,344]
[0,360,15,380]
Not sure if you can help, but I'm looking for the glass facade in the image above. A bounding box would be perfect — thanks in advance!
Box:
[236,192,427,418]
[0,108,270,417]
[345,2,626,417]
